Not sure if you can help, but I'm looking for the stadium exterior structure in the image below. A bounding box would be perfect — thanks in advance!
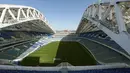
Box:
[0,4,55,62]
[76,0,130,55]
[0,1,130,73]
[76,0,130,67]
[0,4,55,34]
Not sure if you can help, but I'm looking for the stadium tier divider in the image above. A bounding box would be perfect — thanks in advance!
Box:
[0,63,129,71]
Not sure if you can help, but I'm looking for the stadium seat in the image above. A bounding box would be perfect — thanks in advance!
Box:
[0,70,61,73]
[0,68,130,73]
[79,30,129,55]
[68,68,130,73]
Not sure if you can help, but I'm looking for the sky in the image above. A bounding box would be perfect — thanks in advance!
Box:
[0,0,97,30]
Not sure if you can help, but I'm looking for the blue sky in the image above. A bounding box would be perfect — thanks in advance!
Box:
[1,0,97,30]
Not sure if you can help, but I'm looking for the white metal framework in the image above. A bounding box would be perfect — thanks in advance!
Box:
[77,0,130,54]
[0,4,55,33]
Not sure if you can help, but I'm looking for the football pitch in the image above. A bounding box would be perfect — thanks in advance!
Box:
[20,41,96,66]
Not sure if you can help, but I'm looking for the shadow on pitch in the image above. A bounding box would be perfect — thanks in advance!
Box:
[54,33,97,66]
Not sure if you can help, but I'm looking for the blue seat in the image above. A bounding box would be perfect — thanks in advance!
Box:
[68,68,130,73]
[0,70,61,73]
[79,31,129,55]
[0,31,14,39]
[1,68,130,73]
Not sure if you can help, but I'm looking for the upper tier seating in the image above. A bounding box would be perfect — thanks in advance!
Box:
[79,30,129,55]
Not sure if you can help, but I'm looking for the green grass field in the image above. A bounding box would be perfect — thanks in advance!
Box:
[20,41,96,66]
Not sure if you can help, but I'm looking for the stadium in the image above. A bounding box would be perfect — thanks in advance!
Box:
[0,0,130,73]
